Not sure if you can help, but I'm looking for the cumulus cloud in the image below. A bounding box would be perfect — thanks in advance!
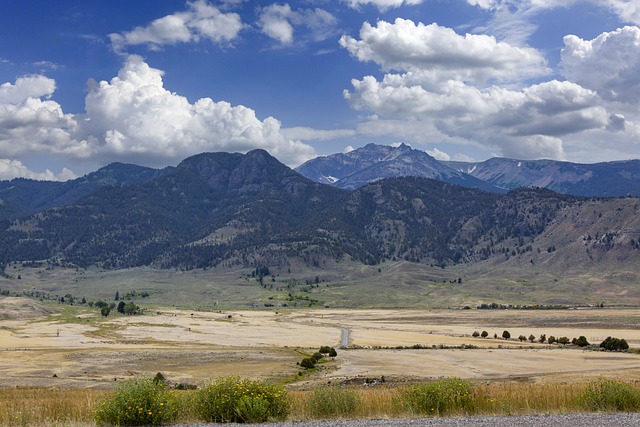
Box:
[0,159,76,181]
[338,16,640,160]
[0,75,56,104]
[345,0,423,11]
[340,19,548,84]
[426,147,450,161]
[0,56,316,179]
[109,0,243,52]
[76,55,316,166]
[0,75,79,159]
[562,26,640,103]
[345,74,607,159]
[257,4,337,45]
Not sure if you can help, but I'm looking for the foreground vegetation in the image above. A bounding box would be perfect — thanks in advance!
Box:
[2,377,640,426]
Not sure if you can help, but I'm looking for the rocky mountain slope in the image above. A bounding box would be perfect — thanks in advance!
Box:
[445,158,640,196]
[0,150,638,278]
[0,162,171,220]
[296,143,501,192]
[296,143,640,197]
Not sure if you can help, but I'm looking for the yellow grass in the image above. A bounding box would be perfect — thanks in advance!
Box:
[0,380,635,426]
[0,388,107,426]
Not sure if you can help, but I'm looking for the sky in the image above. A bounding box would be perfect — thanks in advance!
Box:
[1,0,639,181]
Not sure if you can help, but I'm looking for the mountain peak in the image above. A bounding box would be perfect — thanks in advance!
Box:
[296,143,501,192]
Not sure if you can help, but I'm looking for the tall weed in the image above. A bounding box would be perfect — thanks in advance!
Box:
[307,386,359,419]
[580,379,640,412]
[401,378,474,416]
[94,378,176,426]
[195,376,289,423]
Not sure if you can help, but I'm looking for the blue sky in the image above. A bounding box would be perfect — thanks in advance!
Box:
[0,0,639,180]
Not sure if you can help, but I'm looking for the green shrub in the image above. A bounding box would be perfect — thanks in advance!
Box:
[580,379,640,412]
[300,357,316,369]
[319,346,332,354]
[308,386,359,418]
[600,337,629,351]
[94,377,176,426]
[402,378,474,416]
[573,336,590,347]
[195,376,289,423]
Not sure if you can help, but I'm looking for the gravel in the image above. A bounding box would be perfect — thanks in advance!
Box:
[171,413,640,426]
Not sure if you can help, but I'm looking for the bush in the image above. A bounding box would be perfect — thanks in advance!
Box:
[300,357,316,369]
[94,377,176,426]
[573,336,590,347]
[308,386,359,418]
[480,331,488,338]
[402,378,474,416]
[195,376,289,423]
[600,337,629,351]
[472,331,480,338]
[580,379,640,411]
[312,352,324,361]
[547,335,557,344]
[319,346,332,354]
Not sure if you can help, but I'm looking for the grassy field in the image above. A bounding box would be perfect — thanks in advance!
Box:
[2,257,640,309]
[2,380,639,426]
[1,298,640,389]
[0,264,640,426]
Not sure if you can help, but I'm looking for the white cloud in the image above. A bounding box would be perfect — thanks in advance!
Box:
[77,55,315,166]
[0,76,79,159]
[257,4,337,45]
[345,0,423,11]
[340,19,548,84]
[0,159,76,181]
[109,0,243,52]
[466,1,640,44]
[345,74,608,159]
[562,26,640,103]
[602,0,640,25]
[0,75,56,104]
[343,145,355,153]
[426,147,450,161]
[258,4,294,44]
[0,56,317,179]
[339,16,640,161]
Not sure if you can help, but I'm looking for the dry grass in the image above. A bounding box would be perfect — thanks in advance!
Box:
[287,382,590,421]
[0,387,107,426]
[0,380,637,426]
[471,382,584,415]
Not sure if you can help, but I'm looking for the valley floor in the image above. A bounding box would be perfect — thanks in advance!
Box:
[1,298,640,389]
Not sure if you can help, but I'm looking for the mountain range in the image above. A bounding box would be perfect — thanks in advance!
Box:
[296,143,640,197]
[0,149,638,285]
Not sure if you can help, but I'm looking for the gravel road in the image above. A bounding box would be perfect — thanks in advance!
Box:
[341,328,350,347]
[170,413,640,426]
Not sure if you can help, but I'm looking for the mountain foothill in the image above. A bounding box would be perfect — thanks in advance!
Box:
[0,144,638,285]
